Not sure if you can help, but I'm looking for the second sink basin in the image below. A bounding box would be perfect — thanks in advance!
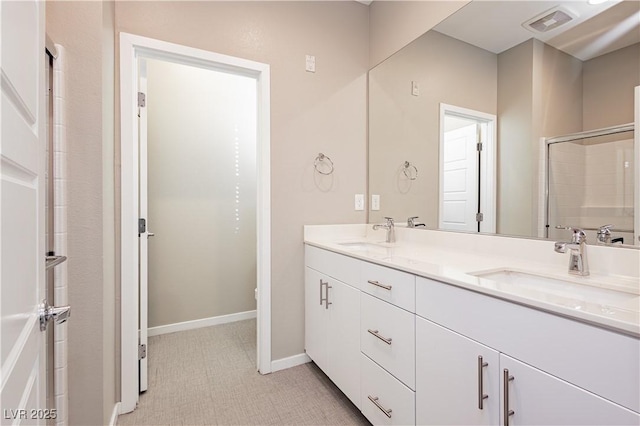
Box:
[472,269,638,310]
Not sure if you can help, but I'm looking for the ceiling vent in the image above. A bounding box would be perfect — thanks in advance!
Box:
[523,6,577,33]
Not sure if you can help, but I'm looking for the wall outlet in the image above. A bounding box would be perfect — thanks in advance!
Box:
[355,194,364,211]
[371,194,380,211]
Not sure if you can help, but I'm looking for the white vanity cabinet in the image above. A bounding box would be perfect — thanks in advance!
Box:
[416,276,640,425]
[304,242,639,425]
[416,318,500,425]
[499,354,640,425]
[304,247,361,409]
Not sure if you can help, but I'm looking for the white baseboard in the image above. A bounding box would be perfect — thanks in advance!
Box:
[271,353,311,373]
[147,310,257,337]
[110,402,121,425]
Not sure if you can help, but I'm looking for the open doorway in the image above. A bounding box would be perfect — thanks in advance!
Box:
[120,34,271,413]
[139,56,259,390]
[439,104,497,233]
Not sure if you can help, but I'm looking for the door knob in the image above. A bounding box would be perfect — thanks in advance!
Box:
[39,300,71,331]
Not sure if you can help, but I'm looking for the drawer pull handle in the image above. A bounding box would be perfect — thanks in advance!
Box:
[367,395,392,418]
[503,368,515,426]
[367,329,392,345]
[478,355,489,409]
[367,280,392,290]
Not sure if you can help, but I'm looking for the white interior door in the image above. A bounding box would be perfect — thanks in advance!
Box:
[138,60,149,393]
[1,0,48,421]
[441,122,479,231]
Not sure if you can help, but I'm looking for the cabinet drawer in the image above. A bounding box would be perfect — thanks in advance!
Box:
[361,261,415,312]
[305,245,361,289]
[361,292,415,389]
[361,353,415,426]
[416,276,640,413]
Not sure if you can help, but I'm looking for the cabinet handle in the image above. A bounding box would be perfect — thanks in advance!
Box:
[503,368,515,426]
[367,395,392,418]
[367,329,392,345]
[367,280,392,290]
[478,356,489,409]
[325,284,332,310]
[319,280,327,306]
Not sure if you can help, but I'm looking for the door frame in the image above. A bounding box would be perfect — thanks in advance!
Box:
[119,33,272,413]
[439,103,497,233]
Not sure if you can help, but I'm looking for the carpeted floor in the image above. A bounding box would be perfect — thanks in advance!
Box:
[117,319,370,426]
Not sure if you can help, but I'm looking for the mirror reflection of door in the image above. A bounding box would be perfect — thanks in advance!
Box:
[442,118,479,231]
[439,104,497,233]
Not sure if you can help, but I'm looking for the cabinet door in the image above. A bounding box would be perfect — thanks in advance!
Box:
[326,279,361,409]
[305,267,328,370]
[500,354,640,425]
[416,318,500,425]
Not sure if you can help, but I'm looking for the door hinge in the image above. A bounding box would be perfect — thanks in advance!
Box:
[476,212,484,222]
[138,92,146,108]
[477,142,483,152]
[138,343,147,360]
[138,218,146,235]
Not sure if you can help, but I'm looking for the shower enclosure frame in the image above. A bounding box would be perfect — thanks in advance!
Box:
[542,119,638,245]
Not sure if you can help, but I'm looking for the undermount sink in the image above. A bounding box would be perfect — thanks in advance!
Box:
[472,269,638,310]
[337,242,387,251]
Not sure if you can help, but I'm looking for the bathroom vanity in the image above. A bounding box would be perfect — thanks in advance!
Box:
[304,225,640,425]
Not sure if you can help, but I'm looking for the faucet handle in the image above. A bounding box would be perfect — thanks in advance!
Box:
[570,227,587,243]
[598,224,613,233]
[555,226,586,243]
[407,216,418,227]
[384,217,394,225]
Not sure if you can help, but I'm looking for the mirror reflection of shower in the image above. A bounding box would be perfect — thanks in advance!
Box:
[545,125,635,246]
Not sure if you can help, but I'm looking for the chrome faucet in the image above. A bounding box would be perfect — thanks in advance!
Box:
[597,224,613,245]
[373,217,395,243]
[407,216,425,228]
[554,227,589,276]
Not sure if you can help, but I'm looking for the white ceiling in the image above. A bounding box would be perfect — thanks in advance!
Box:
[434,0,640,61]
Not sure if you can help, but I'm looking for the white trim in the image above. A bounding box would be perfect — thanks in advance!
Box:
[119,33,272,414]
[439,103,497,234]
[634,86,639,246]
[148,311,257,337]
[271,353,312,373]
[110,403,121,425]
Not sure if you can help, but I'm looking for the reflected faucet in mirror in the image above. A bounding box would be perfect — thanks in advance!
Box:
[407,216,425,228]
[554,227,589,276]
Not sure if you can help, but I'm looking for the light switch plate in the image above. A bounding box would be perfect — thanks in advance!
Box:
[305,55,316,72]
[355,194,364,211]
[371,194,380,211]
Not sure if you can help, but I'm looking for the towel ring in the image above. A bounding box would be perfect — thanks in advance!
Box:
[314,153,334,175]
[403,161,418,180]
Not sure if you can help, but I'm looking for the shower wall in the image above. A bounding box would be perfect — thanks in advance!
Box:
[146,58,257,328]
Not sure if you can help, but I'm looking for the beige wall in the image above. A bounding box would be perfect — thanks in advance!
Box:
[101,1,117,423]
[145,59,257,327]
[368,0,469,68]
[115,1,369,360]
[369,30,497,227]
[496,40,584,237]
[46,1,116,424]
[583,43,640,129]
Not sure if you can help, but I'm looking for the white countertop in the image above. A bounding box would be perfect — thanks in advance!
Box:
[304,224,640,337]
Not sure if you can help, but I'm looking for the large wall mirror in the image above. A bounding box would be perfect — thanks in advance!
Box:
[368,0,640,246]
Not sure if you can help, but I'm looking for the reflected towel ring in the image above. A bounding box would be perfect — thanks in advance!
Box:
[314,153,334,175]
[403,161,418,180]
